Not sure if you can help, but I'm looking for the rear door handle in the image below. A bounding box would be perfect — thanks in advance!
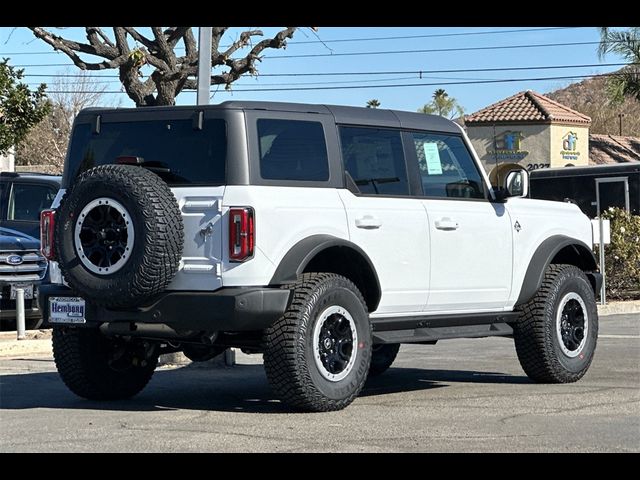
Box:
[435,217,459,231]
[355,215,382,229]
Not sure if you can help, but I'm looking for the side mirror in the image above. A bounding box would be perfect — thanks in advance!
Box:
[504,168,529,198]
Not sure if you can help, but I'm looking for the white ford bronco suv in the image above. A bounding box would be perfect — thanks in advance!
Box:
[40,101,601,412]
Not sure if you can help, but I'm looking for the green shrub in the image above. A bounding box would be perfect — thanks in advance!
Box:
[596,207,640,300]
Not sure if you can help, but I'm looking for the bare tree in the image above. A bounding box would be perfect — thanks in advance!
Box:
[29,27,298,107]
[15,70,117,172]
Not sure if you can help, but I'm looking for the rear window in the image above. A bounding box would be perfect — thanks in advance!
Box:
[66,118,227,186]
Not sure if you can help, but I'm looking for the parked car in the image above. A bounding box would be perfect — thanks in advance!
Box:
[0,172,62,238]
[40,102,601,412]
[0,172,62,328]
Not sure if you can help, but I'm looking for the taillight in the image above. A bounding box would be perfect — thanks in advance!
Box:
[41,209,56,260]
[229,207,254,262]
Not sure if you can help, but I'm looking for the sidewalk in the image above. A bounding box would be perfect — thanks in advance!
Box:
[598,300,640,316]
[0,330,52,358]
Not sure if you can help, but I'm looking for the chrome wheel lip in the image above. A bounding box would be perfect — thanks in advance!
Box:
[312,305,358,382]
[74,197,135,276]
[556,292,589,358]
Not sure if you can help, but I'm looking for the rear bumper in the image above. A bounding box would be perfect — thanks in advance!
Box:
[39,284,292,331]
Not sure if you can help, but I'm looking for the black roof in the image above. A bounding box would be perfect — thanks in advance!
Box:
[77,100,462,134]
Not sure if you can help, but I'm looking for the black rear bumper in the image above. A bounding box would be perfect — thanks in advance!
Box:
[39,284,291,331]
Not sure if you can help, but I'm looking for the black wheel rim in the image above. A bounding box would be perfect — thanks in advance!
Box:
[313,306,358,382]
[75,197,134,275]
[557,293,588,357]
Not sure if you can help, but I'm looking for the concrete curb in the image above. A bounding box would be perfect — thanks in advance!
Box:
[598,300,640,316]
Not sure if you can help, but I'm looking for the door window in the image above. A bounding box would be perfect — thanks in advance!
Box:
[339,126,409,196]
[411,132,486,199]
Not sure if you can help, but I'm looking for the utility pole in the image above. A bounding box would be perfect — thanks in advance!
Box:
[618,113,625,136]
[197,27,212,106]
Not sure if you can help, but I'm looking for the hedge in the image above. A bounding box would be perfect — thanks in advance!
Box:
[596,207,640,300]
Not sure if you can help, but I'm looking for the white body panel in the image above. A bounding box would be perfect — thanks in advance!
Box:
[338,190,430,314]
[504,197,593,309]
[422,199,513,312]
[221,186,349,286]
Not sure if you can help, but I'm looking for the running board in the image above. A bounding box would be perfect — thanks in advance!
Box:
[370,312,519,345]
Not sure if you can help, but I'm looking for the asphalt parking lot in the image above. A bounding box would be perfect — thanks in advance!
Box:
[0,313,638,452]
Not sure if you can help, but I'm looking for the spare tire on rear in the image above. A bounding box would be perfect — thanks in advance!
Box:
[55,164,183,308]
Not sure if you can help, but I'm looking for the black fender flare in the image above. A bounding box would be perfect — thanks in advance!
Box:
[269,234,381,309]
[515,235,598,306]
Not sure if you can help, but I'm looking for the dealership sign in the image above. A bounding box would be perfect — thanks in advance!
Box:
[489,131,529,161]
[561,131,581,161]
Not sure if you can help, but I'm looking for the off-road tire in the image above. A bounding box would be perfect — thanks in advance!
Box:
[368,343,400,377]
[55,165,183,308]
[263,273,372,412]
[52,327,158,400]
[513,264,598,383]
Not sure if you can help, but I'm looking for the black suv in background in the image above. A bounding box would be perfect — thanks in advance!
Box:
[0,172,61,328]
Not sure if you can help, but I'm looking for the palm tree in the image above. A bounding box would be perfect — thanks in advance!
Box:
[417,89,464,119]
[366,99,381,109]
[598,27,640,102]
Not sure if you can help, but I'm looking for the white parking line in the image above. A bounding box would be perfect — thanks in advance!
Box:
[599,335,640,339]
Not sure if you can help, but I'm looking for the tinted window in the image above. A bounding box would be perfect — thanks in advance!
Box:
[258,119,329,181]
[411,132,486,199]
[67,119,227,186]
[8,183,57,221]
[339,127,409,196]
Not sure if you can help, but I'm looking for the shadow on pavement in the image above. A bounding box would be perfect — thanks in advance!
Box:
[0,363,529,414]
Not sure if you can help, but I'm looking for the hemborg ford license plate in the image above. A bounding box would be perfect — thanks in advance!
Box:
[49,297,86,324]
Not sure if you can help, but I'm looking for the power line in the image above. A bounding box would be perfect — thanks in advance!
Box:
[262,41,605,60]
[28,74,505,89]
[0,27,583,55]
[19,62,632,81]
[8,40,611,67]
[42,71,627,94]
[290,27,582,44]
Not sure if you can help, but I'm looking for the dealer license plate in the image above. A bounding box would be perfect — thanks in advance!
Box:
[49,297,86,324]
[11,283,33,300]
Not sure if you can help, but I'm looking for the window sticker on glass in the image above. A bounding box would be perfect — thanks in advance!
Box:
[423,143,443,175]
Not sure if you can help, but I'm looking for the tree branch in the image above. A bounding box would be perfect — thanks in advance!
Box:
[29,26,300,106]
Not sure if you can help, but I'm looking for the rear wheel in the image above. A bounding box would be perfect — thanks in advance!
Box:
[263,273,372,412]
[368,343,400,377]
[52,327,158,400]
[513,264,598,383]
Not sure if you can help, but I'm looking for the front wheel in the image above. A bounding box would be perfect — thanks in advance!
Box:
[52,327,158,400]
[513,264,598,383]
[263,273,372,412]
